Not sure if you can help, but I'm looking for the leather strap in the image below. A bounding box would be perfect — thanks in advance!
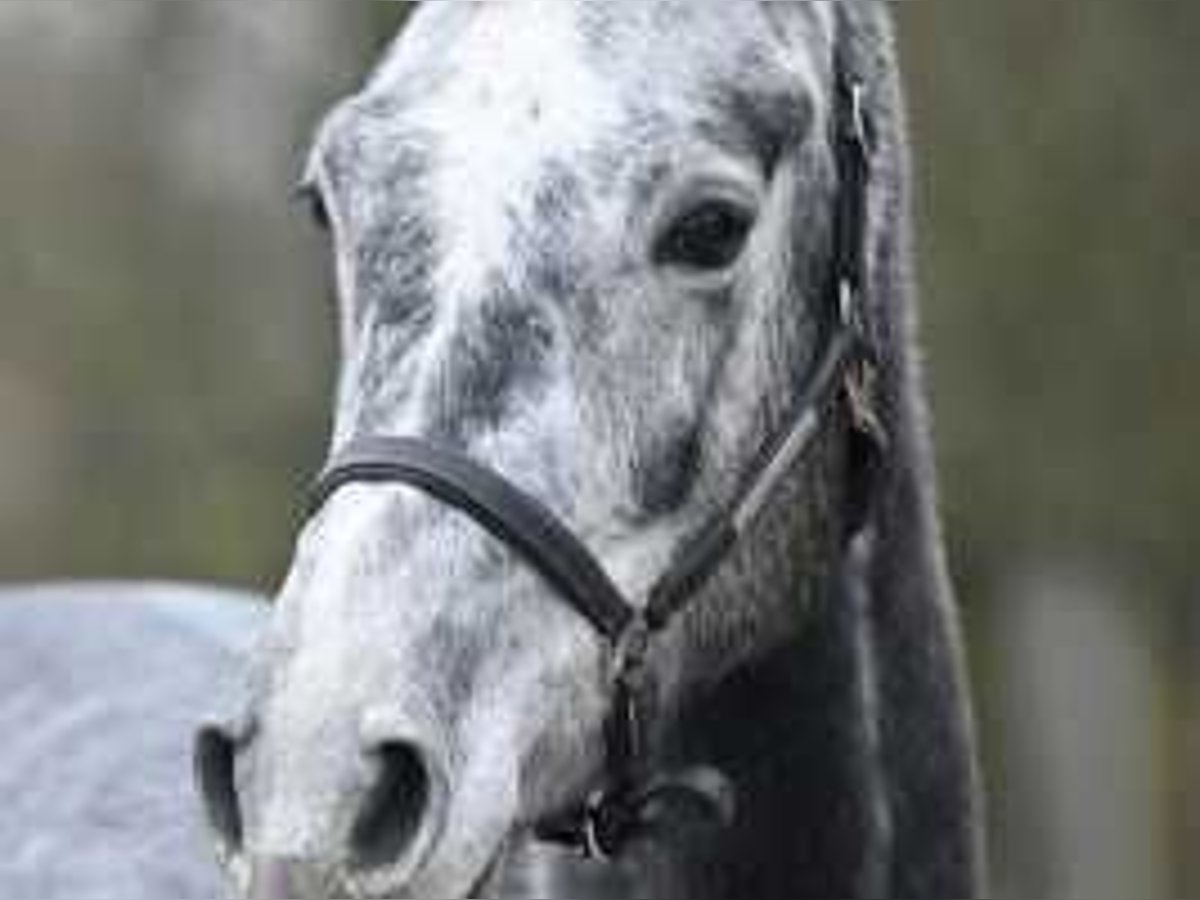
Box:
[310,436,635,643]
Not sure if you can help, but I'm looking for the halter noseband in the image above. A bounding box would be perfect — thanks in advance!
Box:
[307,41,881,862]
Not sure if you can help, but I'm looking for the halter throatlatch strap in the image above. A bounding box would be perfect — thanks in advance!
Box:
[306,30,880,864]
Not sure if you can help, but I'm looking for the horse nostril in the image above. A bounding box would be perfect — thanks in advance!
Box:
[195,725,244,855]
[349,741,434,872]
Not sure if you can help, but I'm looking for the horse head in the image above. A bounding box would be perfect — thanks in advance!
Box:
[196,3,982,897]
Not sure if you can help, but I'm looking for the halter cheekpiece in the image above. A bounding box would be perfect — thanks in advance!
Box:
[307,29,882,862]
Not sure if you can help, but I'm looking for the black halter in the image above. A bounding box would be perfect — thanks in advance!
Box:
[308,45,881,862]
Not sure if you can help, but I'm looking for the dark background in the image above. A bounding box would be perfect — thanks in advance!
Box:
[1,3,1195,896]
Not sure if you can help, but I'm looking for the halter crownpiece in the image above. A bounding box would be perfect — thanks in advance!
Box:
[306,30,882,862]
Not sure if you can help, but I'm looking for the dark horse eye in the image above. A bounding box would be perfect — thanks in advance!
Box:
[294,182,331,233]
[654,199,755,273]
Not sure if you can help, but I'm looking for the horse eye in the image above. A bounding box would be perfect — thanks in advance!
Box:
[653,199,755,273]
[294,183,331,233]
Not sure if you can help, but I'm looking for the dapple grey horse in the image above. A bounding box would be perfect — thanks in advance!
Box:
[1,1,983,898]
[196,2,982,897]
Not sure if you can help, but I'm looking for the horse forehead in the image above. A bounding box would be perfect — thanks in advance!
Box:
[363,0,793,138]
[371,2,616,130]
[316,5,616,291]
[413,4,622,189]
[332,5,799,220]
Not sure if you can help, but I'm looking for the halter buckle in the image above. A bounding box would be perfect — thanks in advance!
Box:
[838,278,856,331]
[845,355,887,452]
[581,790,618,861]
[849,81,872,158]
[612,612,651,689]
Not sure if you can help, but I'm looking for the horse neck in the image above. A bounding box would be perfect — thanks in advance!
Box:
[650,541,888,900]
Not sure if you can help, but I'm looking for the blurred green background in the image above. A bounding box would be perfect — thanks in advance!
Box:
[0,3,1195,896]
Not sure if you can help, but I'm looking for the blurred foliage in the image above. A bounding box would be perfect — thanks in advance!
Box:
[0,5,367,585]
[0,4,413,588]
[897,3,1199,892]
[900,0,1200,604]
